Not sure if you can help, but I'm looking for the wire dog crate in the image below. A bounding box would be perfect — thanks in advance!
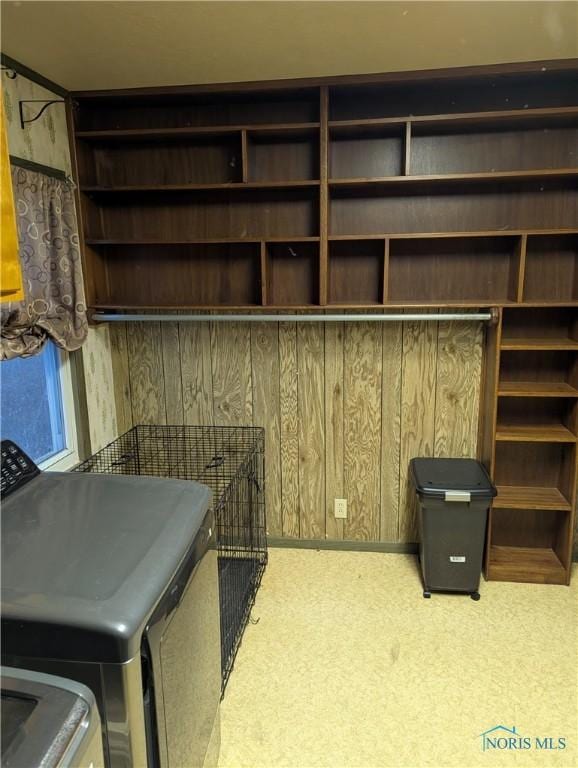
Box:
[74,424,267,692]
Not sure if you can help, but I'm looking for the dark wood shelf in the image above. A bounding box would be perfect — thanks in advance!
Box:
[519,302,578,307]
[501,337,578,350]
[329,168,578,191]
[81,180,321,193]
[487,545,567,584]
[89,301,492,311]
[85,237,320,246]
[495,423,576,443]
[380,300,516,308]
[329,228,578,241]
[84,291,576,310]
[90,303,322,311]
[76,122,321,141]
[494,485,572,511]
[498,381,578,398]
[85,298,578,309]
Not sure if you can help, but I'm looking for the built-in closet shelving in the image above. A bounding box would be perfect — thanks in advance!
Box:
[481,308,578,584]
[70,62,578,584]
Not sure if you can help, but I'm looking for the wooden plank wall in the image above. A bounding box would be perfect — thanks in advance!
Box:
[80,325,118,452]
[107,315,484,542]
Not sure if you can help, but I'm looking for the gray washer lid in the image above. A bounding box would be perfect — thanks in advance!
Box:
[1,472,212,663]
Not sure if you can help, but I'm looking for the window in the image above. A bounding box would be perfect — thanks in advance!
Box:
[1,342,78,470]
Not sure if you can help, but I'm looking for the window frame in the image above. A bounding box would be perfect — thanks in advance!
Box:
[38,347,79,472]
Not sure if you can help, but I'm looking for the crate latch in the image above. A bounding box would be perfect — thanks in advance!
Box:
[445,490,471,502]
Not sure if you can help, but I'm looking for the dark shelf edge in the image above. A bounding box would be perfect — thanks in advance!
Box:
[75,121,321,140]
[328,229,578,240]
[328,168,578,189]
[85,237,321,245]
[81,180,321,193]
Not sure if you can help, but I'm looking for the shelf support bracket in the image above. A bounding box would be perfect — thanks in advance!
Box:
[19,99,65,129]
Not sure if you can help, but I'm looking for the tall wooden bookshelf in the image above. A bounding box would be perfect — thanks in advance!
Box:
[70,61,578,584]
[480,307,578,584]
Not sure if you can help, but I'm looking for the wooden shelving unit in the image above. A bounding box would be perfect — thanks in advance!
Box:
[70,63,578,584]
[482,307,578,584]
[72,69,578,312]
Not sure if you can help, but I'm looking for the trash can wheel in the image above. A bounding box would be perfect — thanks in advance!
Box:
[470,591,481,601]
[423,590,431,599]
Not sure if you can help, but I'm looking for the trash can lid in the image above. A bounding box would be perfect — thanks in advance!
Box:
[410,457,496,499]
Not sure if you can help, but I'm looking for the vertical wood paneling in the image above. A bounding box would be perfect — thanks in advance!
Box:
[126,322,166,424]
[399,315,438,542]
[109,315,485,544]
[210,323,253,426]
[161,321,184,424]
[380,320,403,541]
[108,323,133,433]
[251,323,282,536]
[435,319,484,458]
[180,321,214,424]
[325,321,344,539]
[297,323,325,539]
[343,321,382,540]
[279,321,300,537]
[81,325,118,452]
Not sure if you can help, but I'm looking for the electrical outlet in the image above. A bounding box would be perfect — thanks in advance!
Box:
[334,498,347,519]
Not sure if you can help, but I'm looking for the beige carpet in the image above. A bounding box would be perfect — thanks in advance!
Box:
[217,549,577,768]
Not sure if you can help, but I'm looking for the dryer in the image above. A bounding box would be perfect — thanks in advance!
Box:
[1,441,221,768]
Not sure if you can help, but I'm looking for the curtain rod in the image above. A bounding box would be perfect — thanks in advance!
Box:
[93,312,494,324]
[9,155,69,182]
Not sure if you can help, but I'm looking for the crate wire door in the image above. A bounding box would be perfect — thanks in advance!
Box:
[74,425,267,692]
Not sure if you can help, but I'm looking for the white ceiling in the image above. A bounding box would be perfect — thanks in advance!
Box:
[1,1,577,92]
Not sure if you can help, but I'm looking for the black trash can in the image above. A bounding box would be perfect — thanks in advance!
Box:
[410,457,496,601]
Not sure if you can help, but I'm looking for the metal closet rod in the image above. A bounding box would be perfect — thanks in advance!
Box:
[93,311,494,323]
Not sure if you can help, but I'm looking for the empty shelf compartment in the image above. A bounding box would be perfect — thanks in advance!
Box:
[493,442,576,509]
[501,308,578,350]
[496,397,577,442]
[387,236,520,303]
[487,508,571,584]
[523,233,578,303]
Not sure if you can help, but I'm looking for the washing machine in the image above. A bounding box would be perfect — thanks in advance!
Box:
[1,440,221,768]
[1,666,105,767]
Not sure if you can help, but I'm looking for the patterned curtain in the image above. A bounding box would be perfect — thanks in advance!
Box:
[1,166,88,359]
